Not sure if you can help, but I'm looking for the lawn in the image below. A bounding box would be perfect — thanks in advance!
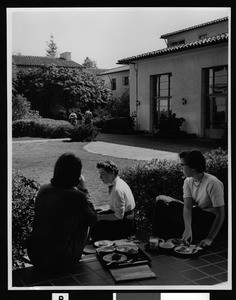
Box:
[12,132,220,208]
[12,139,143,208]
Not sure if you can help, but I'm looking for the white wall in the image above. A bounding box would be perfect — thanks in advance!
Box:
[166,20,228,45]
[130,43,228,137]
[99,70,129,98]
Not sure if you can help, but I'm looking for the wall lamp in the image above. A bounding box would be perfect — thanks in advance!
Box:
[136,100,141,106]
[181,98,187,105]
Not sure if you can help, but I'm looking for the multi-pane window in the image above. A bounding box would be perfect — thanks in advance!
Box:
[111,78,116,90]
[152,73,172,124]
[204,65,228,130]
[122,76,129,86]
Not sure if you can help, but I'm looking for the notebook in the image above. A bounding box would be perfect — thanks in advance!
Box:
[110,264,156,282]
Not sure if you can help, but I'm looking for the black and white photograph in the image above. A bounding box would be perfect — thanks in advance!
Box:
[5,6,231,295]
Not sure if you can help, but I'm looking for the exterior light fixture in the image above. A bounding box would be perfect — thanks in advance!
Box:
[181,98,187,105]
[136,100,141,106]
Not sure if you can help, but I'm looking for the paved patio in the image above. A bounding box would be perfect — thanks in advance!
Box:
[12,239,228,288]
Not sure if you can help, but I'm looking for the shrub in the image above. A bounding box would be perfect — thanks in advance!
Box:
[120,148,228,231]
[12,118,74,138]
[69,123,99,142]
[101,117,135,134]
[107,89,130,117]
[12,170,40,269]
[12,94,40,121]
[154,113,188,138]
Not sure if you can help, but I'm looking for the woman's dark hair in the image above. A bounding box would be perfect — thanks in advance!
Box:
[179,149,206,173]
[51,153,82,187]
[96,160,119,176]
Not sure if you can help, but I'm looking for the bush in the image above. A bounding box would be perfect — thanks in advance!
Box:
[12,170,40,269]
[12,118,74,138]
[154,113,187,138]
[69,123,99,142]
[12,94,40,121]
[101,117,135,134]
[107,89,130,117]
[120,148,228,231]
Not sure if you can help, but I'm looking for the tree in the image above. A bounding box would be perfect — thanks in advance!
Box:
[13,65,112,119]
[82,57,97,69]
[46,33,59,58]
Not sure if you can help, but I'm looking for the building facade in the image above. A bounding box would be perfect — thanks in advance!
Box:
[118,17,229,139]
[98,65,130,98]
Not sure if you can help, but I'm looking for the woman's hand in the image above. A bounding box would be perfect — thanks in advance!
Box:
[182,227,192,245]
[198,238,213,248]
[78,175,86,190]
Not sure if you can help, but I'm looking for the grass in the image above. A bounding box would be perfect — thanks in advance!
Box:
[12,138,142,208]
[12,132,221,208]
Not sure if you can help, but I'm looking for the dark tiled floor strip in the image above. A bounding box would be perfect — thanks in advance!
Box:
[12,241,228,286]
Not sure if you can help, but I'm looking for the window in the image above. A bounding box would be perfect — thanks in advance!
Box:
[122,76,129,86]
[204,66,228,130]
[199,34,207,39]
[152,73,172,126]
[169,40,185,47]
[111,78,116,90]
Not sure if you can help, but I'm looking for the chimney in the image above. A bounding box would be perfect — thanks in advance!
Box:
[60,52,71,61]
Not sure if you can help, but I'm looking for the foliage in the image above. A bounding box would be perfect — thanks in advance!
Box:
[46,33,59,57]
[82,57,97,69]
[12,94,40,121]
[101,117,135,134]
[13,65,112,119]
[120,148,228,231]
[12,170,40,269]
[12,118,74,138]
[107,89,130,117]
[154,113,186,138]
[69,123,99,141]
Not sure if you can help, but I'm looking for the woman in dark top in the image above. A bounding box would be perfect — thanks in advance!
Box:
[27,153,97,274]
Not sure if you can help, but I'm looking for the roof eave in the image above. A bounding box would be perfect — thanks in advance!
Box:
[117,37,228,65]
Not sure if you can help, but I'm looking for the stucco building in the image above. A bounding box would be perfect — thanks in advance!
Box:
[98,65,130,98]
[117,17,229,139]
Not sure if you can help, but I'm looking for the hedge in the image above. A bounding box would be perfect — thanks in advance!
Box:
[12,118,74,138]
[12,170,40,270]
[120,148,228,231]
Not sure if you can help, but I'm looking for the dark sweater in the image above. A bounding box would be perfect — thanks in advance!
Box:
[27,184,97,273]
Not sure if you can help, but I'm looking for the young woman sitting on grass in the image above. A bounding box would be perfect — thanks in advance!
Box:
[27,152,97,274]
[152,150,226,247]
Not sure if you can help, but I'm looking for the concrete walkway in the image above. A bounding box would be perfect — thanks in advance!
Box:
[84,141,178,161]
[12,138,178,161]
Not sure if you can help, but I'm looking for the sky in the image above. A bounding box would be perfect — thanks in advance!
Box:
[8,7,230,69]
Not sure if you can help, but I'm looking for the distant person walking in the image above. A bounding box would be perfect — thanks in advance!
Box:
[69,112,77,125]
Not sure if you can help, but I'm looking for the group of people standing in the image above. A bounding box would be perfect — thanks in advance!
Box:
[27,149,226,274]
[68,110,93,126]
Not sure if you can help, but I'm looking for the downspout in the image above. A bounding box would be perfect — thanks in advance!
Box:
[130,62,139,131]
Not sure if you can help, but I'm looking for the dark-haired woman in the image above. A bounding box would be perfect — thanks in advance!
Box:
[27,153,97,274]
[152,150,225,247]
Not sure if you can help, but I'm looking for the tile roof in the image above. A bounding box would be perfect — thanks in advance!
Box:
[117,33,228,64]
[98,65,130,75]
[85,68,110,75]
[12,55,83,69]
[160,17,228,38]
